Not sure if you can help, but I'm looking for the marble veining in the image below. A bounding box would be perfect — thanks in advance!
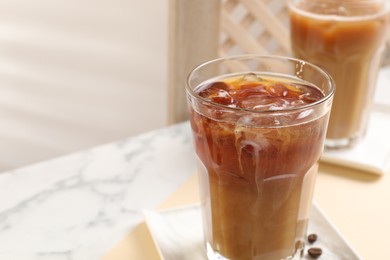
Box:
[0,122,196,260]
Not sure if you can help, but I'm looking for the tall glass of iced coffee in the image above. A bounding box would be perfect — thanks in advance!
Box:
[289,0,389,149]
[186,56,334,260]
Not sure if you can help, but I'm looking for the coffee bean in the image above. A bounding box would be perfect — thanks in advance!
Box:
[308,233,318,243]
[308,247,322,258]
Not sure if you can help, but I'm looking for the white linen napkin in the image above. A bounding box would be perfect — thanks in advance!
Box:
[143,203,361,260]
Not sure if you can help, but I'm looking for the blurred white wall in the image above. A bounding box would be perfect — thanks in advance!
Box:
[0,0,168,171]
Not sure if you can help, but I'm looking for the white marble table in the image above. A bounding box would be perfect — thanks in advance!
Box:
[0,121,366,260]
[0,122,196,260]
[1,93,390,259]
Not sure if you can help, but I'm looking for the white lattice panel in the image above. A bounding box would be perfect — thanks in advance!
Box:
[220,0,291,57]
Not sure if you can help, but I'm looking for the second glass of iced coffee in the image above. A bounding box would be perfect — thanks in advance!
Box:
[289,0,389,149]
[186,56,334,260]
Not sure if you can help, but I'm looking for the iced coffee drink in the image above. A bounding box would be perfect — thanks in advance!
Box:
[289,0,389,148]
[186,56,334,260]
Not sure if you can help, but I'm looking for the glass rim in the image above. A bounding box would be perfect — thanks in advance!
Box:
[288,0,390,22]
[186,54,335,115]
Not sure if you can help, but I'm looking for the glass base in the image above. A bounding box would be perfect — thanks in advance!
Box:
[324,135,361,150]
[206,242,304,260]
[206,243,227,260]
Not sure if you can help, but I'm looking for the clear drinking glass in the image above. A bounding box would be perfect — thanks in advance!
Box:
[186,55,334,260]
[289,0,389,149]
